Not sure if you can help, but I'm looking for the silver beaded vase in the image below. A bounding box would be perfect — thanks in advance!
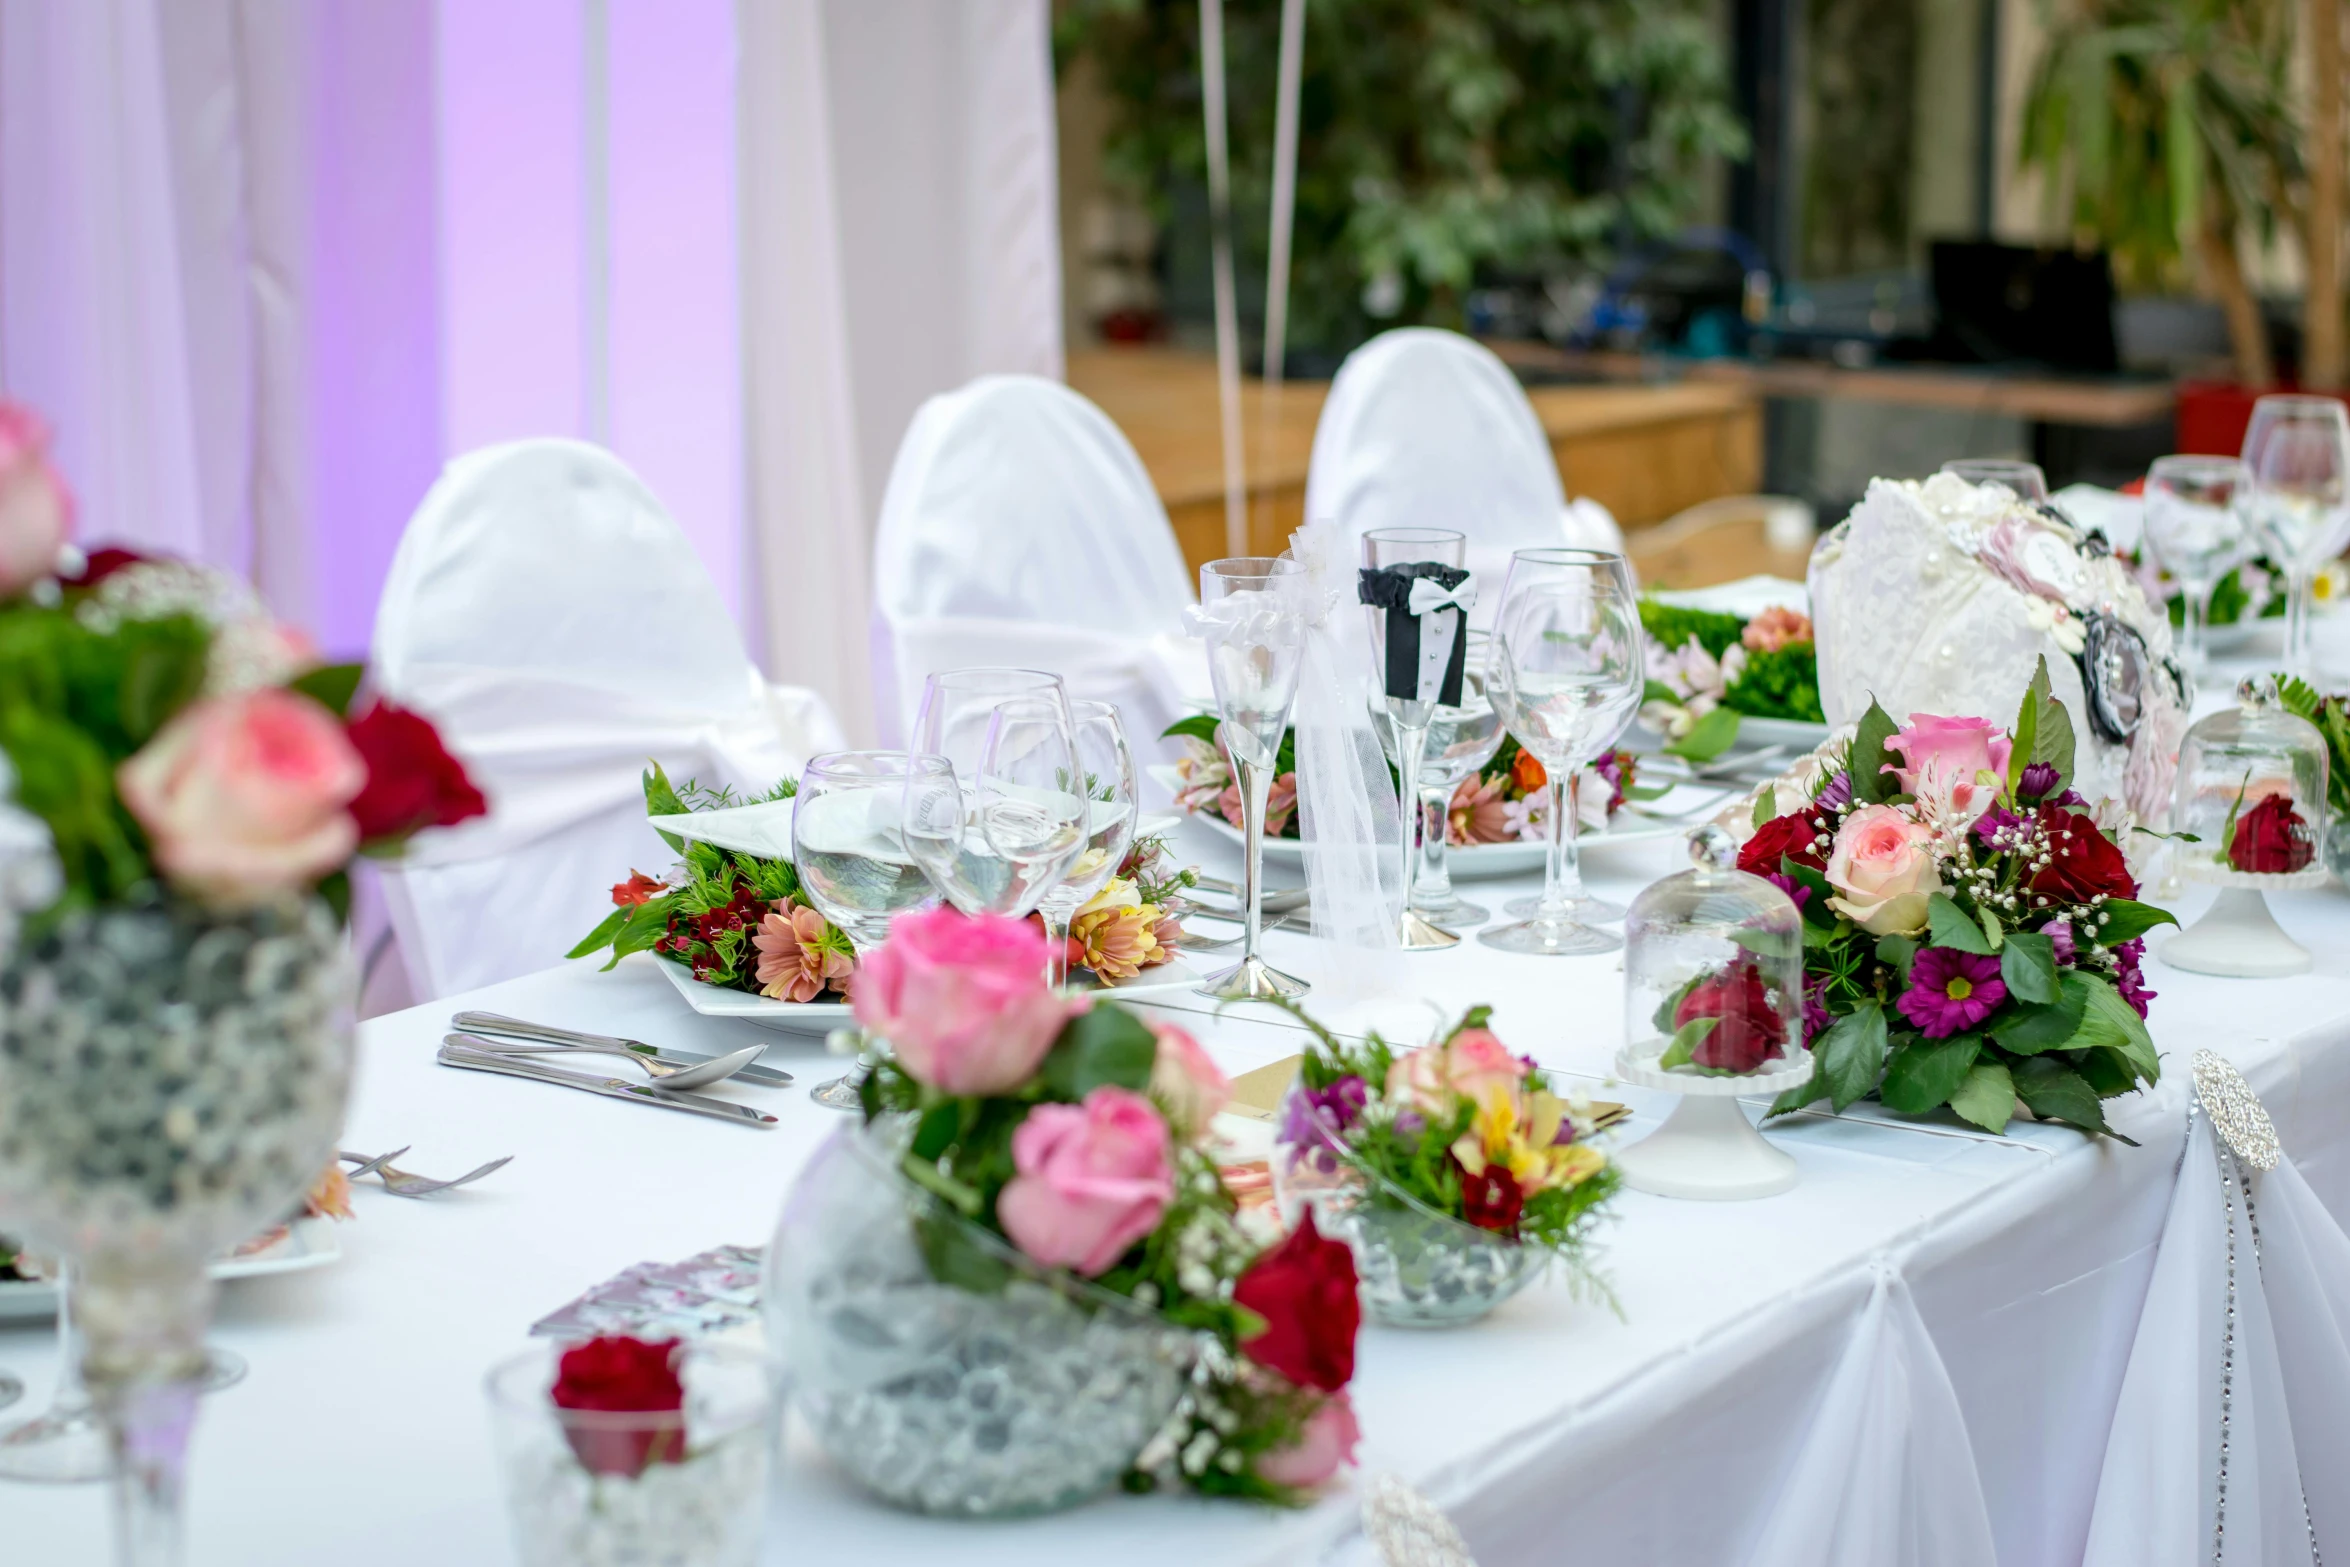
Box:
[764,1122,1194,1516]
[0,895,353,1567]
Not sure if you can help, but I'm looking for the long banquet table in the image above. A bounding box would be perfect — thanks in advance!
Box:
[9,789,2350,1566]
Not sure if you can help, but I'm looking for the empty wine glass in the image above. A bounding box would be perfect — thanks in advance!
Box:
[1359,526,1469,951]
[2241,395,2350,680]
[2142,455,2251,674]
[1480,549,1645,956]
[1499,765,1628,925]
[1029,701,1140,991]
[1940,457,2050,502]
[977,697,1093,970]
[1195,558,1310,1000]
[902,670,1083,921]
[1371,630,1503,927]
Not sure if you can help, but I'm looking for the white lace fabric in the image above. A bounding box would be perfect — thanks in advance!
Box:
[1287,520,1402,948]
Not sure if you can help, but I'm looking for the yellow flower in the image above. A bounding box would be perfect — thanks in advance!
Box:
[1069,878,1167,979]
[1450,1086,1606,1195]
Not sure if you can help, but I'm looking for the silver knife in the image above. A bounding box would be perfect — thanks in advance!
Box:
[450,1010,794,1087]
[437,1040,779,1126]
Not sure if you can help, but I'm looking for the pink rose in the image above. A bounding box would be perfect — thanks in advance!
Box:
[1883,714,2013,827]
[116,689,366,906]
[0,402,73,593]
[996,1086,1174,1276]
[1147,1021,1229,1141]
[1824,803,1942,936]
[851,906,1074,1095]
[1385,1026,1529,1114]
[1256,1391,1362,1489]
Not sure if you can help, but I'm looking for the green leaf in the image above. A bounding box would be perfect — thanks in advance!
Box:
[567,903,632,959]
[1038,1004,1158,1099]
[1874,932,1918,980]
[1999,931,2060,1005]
[911,1100,963,1161]
[1160,713,1223,746]
[643,762,690,852]
[1657,1015,1719,1071]
[1947,1059,2018,1133]
[1879,1032,1983,1115]
[1753,788,1776,831]
[2012,1056,2116,1138]
[1663,704,1741,763]
[2090,899,2180,946]
[1784,859,1838,929]
[2074,973,2160,1083]
[1767,1068,1827,1118]
[1851,699,1900,803]
[1926,893,1996,956]
[913,1205,1013,1294]
[2023,657,2076,785]
[1992,969,2092,1054]
[1817,1001,1890,1112]
[316,867,353,927]
[288,661,366,718]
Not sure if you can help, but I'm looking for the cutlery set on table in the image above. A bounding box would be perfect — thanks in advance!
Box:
[435,1011,789,1127]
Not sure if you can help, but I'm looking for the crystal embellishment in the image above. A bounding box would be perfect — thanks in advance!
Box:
[2192,1049,2280,1172]
[1363,1472,1479,1567]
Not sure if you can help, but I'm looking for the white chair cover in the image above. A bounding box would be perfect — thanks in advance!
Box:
[369,439,843,1001]
[869,374,1207,751]
[1304,328,1623,617]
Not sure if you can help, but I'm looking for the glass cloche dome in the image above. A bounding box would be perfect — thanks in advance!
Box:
[2173,677,2329,885]
[1621,825,1806,1080]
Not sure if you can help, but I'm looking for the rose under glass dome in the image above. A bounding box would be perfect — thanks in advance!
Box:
[2162,678,2331,977]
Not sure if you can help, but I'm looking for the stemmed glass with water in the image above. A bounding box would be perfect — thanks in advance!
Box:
[902,669,1087,921]
[2241,395,2350,680]
[2141,454,2250,675]
[1371,629,1503,928]
[1029,700,1141,991]
[1480,549,1645,956]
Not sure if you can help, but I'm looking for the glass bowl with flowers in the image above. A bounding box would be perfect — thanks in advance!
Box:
[765,907,1364,1516]
[1269,1004,1620,1327]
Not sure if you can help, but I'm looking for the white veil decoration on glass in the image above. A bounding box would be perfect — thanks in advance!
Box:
[1285,520,1403,946]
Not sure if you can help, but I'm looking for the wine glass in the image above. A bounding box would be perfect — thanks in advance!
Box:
[902,670,1084,920]
[793,751,947,1111]
[2241,395,2350,680]
[1940,458,2050,502]
[976,696,1095,976]
[1028,701,1140,991]
[1359,526,1469,951]
[1370,630,1503,927]
[2142,455,2251,674]
[1194,558,1310,1000]
[1499,765,1629,925]
[1480,549,1645,956]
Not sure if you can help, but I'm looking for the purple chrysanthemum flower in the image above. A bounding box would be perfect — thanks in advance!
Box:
[1802,974,1831,1045]
[2113,937,2154,1018]
[1815,770,1854,811]
[2017,761,2060,802]
[1974,806,2023,848]
[1765,870,1811,910]
[2051,788,2088,808]
[2039,918,2076,966]
[1896,947,2008,1038]
[1279,1074,1368,1152]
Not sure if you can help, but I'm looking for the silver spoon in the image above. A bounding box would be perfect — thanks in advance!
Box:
[443,1031,768,1092]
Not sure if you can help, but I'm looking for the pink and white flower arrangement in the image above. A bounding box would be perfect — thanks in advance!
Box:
[849,908,1358,1502]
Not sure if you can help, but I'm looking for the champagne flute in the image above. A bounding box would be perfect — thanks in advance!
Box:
[2241,395,2350,680]
[1480,549,1645,956]
[2141,455,2251,674]
[1194,558,1310,1000]
[901,670,1083,920]
[1027,701,1140,991]
[793,751,946,1111]
[1940,457,2050,502]
[1359,526,1468,950]
[1370,629,1503,927]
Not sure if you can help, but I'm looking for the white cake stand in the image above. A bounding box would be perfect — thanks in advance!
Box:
[2162,862,2329,978]
[1610,1051,1817,1201]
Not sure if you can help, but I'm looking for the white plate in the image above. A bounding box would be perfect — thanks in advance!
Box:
[1731,716,1832,752]
[651,951,1213,1035]
[0,1215,342,1323]
[1186,807,1685,880]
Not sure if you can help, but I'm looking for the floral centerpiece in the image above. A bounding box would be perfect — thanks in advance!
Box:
[1273,1003,1619,1325]
[1749,659,2170,1138]
[1638,596,1822,759]
[765,906,1360,1514]
[0,399,486,1555]
[1165,714,1646,846]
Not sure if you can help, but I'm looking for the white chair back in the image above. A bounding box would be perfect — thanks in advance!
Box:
[369,438,842,1001]
[1305,328,1622,615]
[870,374,1205,749]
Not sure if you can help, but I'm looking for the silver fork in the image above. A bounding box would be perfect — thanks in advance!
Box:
[338,1149,513,1198]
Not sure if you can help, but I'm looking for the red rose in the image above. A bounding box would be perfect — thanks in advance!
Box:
[611,871,665,907]
[1459,1161,1524,1233]
[1673,959,1789,1074]
[1233,1210,1358,1394]
[2229,793,2316,874]
[1737,811,1828,878]
[550,1335,684,1477]
[61,544,152,587]
[2026,808,2138,903]
[344,700,487,843]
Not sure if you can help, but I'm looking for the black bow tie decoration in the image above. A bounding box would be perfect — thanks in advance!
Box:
[1359,562,1476,706]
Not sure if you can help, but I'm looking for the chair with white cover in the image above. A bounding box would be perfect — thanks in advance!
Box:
[869,374,1205,753]
[367,438,843,1003]
[1304,327,1624,614]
